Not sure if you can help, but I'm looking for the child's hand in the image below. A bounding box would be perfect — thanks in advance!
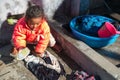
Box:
[10,47,18,58]
[10,47,25,58]
[12,47,18,54]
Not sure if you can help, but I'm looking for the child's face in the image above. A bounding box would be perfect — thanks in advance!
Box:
[27,17,42,30]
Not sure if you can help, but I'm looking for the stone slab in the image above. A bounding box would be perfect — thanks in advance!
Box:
[0,60,37,80]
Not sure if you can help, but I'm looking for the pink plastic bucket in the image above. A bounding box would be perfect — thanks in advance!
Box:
[98,22,120,38]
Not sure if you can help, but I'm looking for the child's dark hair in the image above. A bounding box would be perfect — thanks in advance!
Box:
[25,5,44,20]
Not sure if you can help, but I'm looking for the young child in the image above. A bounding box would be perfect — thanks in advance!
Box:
[11,5,57,58]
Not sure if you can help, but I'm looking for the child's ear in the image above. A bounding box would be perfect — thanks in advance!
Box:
[42,15,47,20]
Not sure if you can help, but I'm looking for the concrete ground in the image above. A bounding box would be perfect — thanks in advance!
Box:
[0,44,81,80]
[0,60,37,80]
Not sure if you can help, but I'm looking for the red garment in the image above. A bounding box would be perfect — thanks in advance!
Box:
[12,17,50,54]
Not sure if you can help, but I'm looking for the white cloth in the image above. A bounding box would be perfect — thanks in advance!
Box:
[24,51,61,73]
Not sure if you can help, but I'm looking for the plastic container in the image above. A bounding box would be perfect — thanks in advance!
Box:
[98,22,120,38]
[70,15,119,48]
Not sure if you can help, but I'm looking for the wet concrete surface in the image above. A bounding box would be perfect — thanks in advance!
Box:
[0,44,14,64]
[94,37,120,68]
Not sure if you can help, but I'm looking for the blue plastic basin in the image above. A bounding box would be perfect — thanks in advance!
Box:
[70,15,119,48]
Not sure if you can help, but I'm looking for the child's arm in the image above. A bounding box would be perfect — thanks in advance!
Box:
[12,24,26,50]
[35,22,50,57]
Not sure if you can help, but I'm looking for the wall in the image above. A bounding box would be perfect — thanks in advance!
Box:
[0,0,28,28]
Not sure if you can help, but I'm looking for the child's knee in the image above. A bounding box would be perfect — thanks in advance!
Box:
[49,38,56,47]
[49,33,56,47]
